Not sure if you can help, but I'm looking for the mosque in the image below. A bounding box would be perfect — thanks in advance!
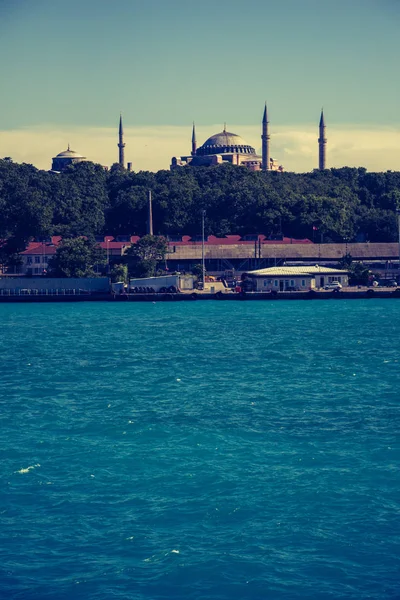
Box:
[51,144,87,172]
[171,105,282,171]
[51,116,132,173]
[51,108,327,173]
[171,106,327,172]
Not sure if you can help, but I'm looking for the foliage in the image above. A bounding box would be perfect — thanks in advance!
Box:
[337,253,370,285]
[47,237,107,278]
[1,157,400,269]
[110,263,128,283]
[191,264,206,279]
[125,234,168,278]
[337,253,353,270]
[348,262,371,286]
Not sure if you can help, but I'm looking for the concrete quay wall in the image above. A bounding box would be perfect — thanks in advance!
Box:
[2,289,399,303]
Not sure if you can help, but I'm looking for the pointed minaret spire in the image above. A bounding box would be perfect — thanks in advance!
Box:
[118,114,126,168]
[318,108,327,170]
[261,102,270,171]
[191,122,197,156]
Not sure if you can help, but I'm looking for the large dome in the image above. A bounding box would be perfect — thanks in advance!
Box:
[54,148,85,159]
[197,130,256,156]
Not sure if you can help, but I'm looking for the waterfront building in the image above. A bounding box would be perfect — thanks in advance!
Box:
[245,265,348,291]
[18,236,132,276]
[13,236,397,280]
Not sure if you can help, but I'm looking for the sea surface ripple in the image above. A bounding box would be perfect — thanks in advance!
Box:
[0,299,399,599]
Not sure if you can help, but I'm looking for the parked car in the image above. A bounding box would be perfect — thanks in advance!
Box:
[324,282,342,290]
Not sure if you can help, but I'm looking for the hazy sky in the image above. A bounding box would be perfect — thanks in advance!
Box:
[0,0,399,171]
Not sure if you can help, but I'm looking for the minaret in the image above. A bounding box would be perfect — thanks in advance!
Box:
[318,109,327,170]
[261,103,270,171]
[191,122,197,156]
[118,114,125,168]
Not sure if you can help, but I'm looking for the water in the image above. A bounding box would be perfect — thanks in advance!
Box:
[0,300,399,600]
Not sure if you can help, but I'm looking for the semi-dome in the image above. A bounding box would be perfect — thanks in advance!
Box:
[197,130,256,156]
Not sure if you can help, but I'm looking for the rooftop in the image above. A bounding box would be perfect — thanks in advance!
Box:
[197,129,256,155]
[247,266,349,277]
[53,146,86,159]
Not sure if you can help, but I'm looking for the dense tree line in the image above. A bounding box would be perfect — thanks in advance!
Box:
[1,157,399,266]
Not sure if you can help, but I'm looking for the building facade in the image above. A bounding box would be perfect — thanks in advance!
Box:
[245,266,348,291]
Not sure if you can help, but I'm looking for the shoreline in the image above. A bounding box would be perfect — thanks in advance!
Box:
[1,289,400,303]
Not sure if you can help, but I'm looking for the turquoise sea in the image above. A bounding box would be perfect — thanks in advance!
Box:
[1,300,399,600]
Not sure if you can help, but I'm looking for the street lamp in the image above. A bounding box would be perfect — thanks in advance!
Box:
[397,209,400,281]
[201,210,206,290]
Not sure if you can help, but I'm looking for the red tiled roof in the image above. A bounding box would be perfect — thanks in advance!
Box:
[20,244,58,255]
[19,234,313,256]
[170,235,313,246]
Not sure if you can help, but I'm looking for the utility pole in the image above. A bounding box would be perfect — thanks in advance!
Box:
[397,209,400,281]
[148,190,153,236]
[106,238,109,273]
[201,210,206,290]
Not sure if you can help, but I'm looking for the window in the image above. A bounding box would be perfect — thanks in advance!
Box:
[301,279,306,287]
[290,280,295,287]
[274,280,278,287]
[264,280,268,287]
[34,256,40,264]
[34,267,41,274]
[27,257,32,264]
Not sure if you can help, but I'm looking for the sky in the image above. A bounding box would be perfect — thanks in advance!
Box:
[0,0,399,172]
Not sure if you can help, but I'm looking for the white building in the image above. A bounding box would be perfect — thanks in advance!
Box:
[245,266,349,292]
[19,243,57,275]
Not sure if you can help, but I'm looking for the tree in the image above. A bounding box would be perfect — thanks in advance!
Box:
[337,253,370,285]
[3,157,400,248]
[192,264,205,279]
[54,162,108,237]
[110,263,128,283]
[125,235,168,277]
[47,237,107,278]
